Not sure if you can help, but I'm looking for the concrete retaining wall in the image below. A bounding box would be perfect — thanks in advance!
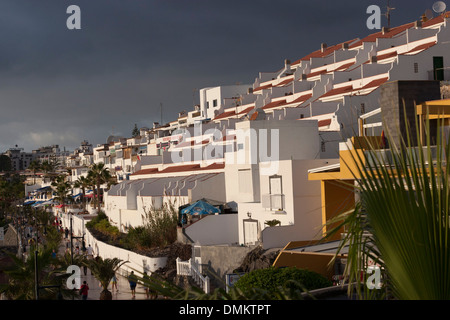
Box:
[58,213,167,276]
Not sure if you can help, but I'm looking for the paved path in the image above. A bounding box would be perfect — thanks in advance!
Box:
[79,270,151,300]
[58,238,158,300]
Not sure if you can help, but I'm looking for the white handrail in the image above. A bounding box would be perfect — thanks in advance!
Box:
[176,258,210,294]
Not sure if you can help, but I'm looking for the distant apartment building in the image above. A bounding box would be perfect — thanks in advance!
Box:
[3,146,34,172]
[32,144,71,167]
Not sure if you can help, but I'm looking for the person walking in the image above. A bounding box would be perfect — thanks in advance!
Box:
[79,281,89,300]
[110,273,118,292]
[86,244,94,259]
[128,271,137,299]
[142,271,150,299]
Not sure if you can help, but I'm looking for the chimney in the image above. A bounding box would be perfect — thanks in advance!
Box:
[248,87,253,94]
[382,27,389,35]
[321,43,327,52]
[342,43,349,50]
[415,20,422,28]
[284,59,291,66]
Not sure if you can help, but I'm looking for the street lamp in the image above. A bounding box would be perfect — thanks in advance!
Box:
[69,212,85,265]
[33,222,47,300]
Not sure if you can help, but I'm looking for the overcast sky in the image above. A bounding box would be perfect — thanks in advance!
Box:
[0,0,444,153]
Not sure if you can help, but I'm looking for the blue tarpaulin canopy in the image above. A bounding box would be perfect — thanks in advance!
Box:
[31,201,44,207]
[181,200,220,216]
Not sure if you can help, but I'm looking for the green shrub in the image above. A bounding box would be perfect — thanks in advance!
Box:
[86,211,119,239]
[234,267,332,298]
[120,226,152,250]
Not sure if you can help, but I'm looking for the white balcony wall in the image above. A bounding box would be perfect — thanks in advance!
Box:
[184,214,239,245]
[407,27,439,43]
[59,213,167,274]
[354,43,376,66]
[333,48,358,63]
[310,101,339,117]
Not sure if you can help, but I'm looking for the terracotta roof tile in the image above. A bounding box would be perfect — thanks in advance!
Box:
[404,41,437,54]
[214,110,236,120]
[262,99,287,110]
[253,83,273,92]
[320,85,353,98]
[130,163,225,176]
[361,77,389,90]
[292,39,358,65]
[291,93,312,104]
[318,119,332,127]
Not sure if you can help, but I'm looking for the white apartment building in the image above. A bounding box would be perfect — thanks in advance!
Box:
[100,13,450,249]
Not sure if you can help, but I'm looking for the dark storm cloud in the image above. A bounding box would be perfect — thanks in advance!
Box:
[0,0,441,152]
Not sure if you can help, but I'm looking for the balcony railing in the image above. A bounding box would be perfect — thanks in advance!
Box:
[262,194,285,211]
[428,68,450,81]
[364,146,441,168]
[176,258,210,294]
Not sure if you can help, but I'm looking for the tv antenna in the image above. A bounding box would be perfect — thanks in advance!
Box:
[383,0,396,28]
[433,1,447,14]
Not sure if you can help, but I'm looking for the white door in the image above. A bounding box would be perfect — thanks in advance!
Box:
[244,221,258,245]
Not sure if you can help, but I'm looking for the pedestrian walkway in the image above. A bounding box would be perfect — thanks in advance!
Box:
[79,270,151,300]
[58,238,158,300]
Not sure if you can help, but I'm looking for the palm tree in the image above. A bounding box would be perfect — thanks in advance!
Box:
[51,175,71,209]
[73,176,90,212]
[27,160,41,185]
[0,246,72,300]
[83,257,128,300]
[88,163,111,213]
[325,113,450,300]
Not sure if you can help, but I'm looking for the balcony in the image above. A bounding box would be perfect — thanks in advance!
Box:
[261,194,285,211]
[428,68,450,81]
[364,146,441,168]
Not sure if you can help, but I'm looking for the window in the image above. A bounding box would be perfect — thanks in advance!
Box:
[213,99,218,107]
[268,175,284,210]
[414,62,419,73]
[321,141,326,152]
[269,175,282,195]
[360,103,365,114]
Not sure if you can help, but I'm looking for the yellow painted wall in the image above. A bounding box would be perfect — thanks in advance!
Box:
[320,180,355,240]
[272,251,338,280]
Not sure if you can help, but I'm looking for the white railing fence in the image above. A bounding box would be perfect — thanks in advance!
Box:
[176,258,210,294]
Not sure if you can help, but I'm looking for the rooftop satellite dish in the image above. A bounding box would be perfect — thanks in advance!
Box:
[433,1,447,13]
[425,8,434,20]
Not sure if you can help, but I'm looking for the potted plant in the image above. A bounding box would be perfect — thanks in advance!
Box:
[264,219,281,227]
